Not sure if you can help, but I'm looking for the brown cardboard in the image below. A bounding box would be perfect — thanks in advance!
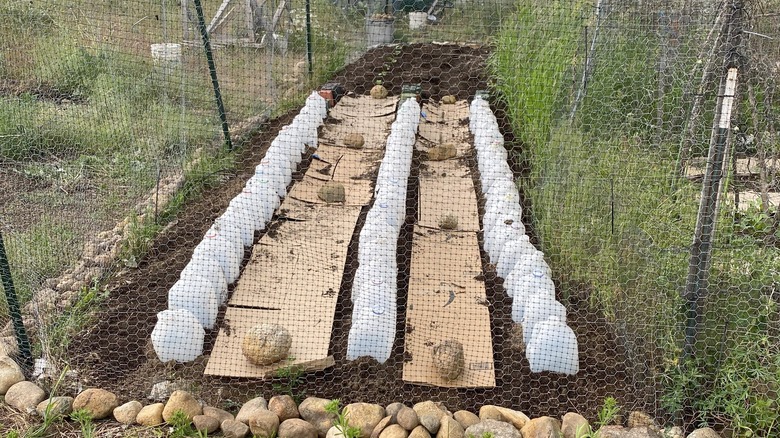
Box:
[288,175,374,206]
[321,96,398,150]
[418,100,471,151]
[417,160,480,232]
[402,228,496,388]
[229,202,361,309]
[205,306,336,377]
[307,144,382,182]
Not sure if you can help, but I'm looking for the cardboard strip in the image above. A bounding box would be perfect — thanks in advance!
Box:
[403,228,496,388]
[205,306,337,377]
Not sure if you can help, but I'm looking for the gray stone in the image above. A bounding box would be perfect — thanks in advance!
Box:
[242,324,293,365]
[413,401,446,435]
[270,394,300,421]
[113,400,143,424]
[136,403,165,426]
[562,412,590,438]
[162,390,202,423]
[5,381,47,414]
[478,405,503,422]
[686,428,721,438]
[436,416,464,438]
[149,380,188,401]
[193,414,221,434]
[521,416,562,438]
[249,409,280,438]
[299,397,338,438]
[73,388,119,420]
[409,425,432,438]
[36,396,73,419]
[204,406,234,424]
[453,411,479,430]
[386,402,405,421]
[0,356,25,395]
[279,418,319,438]
[464,419,521,438]
[235,396,268,424]
[381,424,410,438]
[345,402,386,438]
[222,419,250,438]
[397,406,420,431]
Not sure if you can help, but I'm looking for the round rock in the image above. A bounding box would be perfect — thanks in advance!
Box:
[6,381,46,414]
[279,418,319,438]
[236,396,269,424]
[242,324,293,365]
[73,388,119,420]
[464,419,521,438]
[495,407,529,431]
[371,85,389,99]
[478,405,502,422]
[436,416,464,438]
[136,403,165,426]
[520,416,562,438]
[222,418,250,438]
[36,396,74,419]
[409,425,432,438]
[299,396,338,437]
[0,356,25,395]
[318,182,347,204]
[269,394,300,421]
[371,416,393,438]
[381,424,409,438]
[432,340,465,381]
[162,390,203,423]
[113,400,143,425]
[345,402,386,438]
[249,409,280,438]
[386,402,406,421]
[397,406,420,431]
[453,411,479,430]
[204,405,234,424]
[344,133,366,149]
[441,95,457,105]
[194,414,221,434]
[427,144,457,162]
[413,401,445,435]
[562,412,589,438]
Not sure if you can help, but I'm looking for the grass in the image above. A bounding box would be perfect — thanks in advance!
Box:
[490,0,780,432]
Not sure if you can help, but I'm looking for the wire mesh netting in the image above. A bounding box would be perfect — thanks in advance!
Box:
[1,0,779,436]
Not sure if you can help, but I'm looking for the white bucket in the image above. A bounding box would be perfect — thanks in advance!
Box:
[409,12,428,30]
[366,19,395,47]
[151,43,182,67]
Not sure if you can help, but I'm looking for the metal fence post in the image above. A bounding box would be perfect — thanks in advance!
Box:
[0,231,33,375]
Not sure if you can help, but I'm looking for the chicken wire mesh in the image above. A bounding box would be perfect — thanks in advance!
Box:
[0,0,779,435]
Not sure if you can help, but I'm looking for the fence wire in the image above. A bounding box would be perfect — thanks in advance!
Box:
[1,0,779,436]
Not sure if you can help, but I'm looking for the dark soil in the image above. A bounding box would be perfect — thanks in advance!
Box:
[67,43,650,421]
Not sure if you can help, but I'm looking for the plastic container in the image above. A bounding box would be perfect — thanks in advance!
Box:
[150,43,182,67]
[509,268,556,320]
[526,316,579,375]
[181,253,229,304]
[522,295,567,345]
[409,11,427,29]
[496,235,536,279]
[151,309,205,363]
[484,217,525,262]
[352,257,397,302]
[306,91,328,120]
[505,250,552,290]
[253,163,288,199]
[244,178,280,221]
[218,206,255,247]
[346,303,396,363]
[482,198,522,235]
[358,233,397,266]
[193,224,244,284]
[366,18,395,47]
[259,154,293,195]
[168,276,220,329]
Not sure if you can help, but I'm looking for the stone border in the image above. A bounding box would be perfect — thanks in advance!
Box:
[0,356,719,438]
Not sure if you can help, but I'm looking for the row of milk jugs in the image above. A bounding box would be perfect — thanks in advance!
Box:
[470,97,579,375]
[345,98,422,364]
[150,92,330,363]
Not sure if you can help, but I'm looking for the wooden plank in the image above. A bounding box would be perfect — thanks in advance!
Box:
[205,306,336,377]
[403,229,495,388]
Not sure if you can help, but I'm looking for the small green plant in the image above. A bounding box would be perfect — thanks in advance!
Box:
[572,397,621,438]
[324,399,361,438]
[273,357,306,403]
[168,409,196,438]
[119,212,163,268]
[71,409,96,438]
